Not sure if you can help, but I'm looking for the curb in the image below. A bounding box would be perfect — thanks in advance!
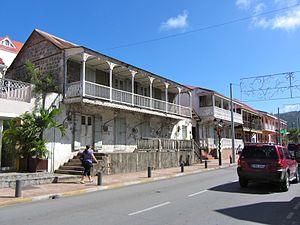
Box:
[0,163,236,207]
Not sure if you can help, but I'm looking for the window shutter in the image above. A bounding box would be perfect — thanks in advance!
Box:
[74,113,81,150]
[94,116,102,150]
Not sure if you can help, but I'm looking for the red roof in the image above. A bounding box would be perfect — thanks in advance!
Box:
[0,36,23,53]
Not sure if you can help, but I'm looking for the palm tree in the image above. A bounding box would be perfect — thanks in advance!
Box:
[25,60,58,108]
[3,108,65,159]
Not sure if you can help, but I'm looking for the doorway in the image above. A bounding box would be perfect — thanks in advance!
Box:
[81,115,93,147]
[114,117,126,150]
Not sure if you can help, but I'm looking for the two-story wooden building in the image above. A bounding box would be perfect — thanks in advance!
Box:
[5,29,193,171]
[183,86,244,159]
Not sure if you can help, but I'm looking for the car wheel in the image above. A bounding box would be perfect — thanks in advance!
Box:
[280,174,290,192]
[239,178,248,188]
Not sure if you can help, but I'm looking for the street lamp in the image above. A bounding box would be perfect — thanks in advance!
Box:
[214,119,223,166]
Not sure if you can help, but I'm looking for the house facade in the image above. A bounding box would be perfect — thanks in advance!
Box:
[5,29,193,171]
[0,36,23,78]
[0,78,33,170]
[184,86,244,159]
[236,102,262,144]
[260,111,287,144]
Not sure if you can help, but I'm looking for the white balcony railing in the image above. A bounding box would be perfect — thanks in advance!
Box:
[66,81,191,118]
[198,106,243,124]
[0,78,31,103]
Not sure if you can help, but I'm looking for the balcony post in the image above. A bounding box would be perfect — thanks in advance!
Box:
[189,91,192,117]
[177,87,182,115]
[0,119,2,168]
[149,77,155,109]
[107,62,116,102]
[64,57,68,97]
[165,82,169,112]
[81,53,90,97]
[130,70,137,106]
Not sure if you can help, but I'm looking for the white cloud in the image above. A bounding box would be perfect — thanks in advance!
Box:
[281,104,300,113]
[254,3,266,14]
[236,0,253,10]
[272,7,300,30]
[252,6,300,31]
[236,0,300,31]
[160,10,189,31]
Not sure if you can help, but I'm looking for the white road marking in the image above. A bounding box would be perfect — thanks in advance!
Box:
[187,190,208,197]
[128,201,171,216]
[287,212,294,220]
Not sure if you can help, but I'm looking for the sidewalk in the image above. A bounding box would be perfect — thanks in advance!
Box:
[0,159,235,207]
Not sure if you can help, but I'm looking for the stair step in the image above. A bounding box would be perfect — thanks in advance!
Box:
[55,170,83,175]
[60,166,84,171]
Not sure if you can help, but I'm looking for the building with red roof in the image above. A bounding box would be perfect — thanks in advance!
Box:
[0,36,23,77]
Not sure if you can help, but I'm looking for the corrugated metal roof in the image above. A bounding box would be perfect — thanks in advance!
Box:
[35,29,77,49]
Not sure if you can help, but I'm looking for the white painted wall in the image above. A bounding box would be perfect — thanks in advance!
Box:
[0,50,17,68]
[0,98,35,119]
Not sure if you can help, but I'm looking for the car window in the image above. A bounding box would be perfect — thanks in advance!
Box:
[283,148,291,159]
[278,147,284,159]
[241,146,278,160]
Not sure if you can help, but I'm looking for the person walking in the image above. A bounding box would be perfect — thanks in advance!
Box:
[80,145,98,184]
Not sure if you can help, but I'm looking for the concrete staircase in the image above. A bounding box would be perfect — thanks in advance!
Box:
[55,152,107,175]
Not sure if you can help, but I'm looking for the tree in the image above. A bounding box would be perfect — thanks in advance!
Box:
[25,60,58,108]
[287,128,300,143]
[3,108,65,158]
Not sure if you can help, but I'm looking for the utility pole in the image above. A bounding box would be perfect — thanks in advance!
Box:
[230,83,235,163]
[278,107,281,145]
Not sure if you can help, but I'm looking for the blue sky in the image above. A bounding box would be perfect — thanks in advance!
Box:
[2,0,300,114]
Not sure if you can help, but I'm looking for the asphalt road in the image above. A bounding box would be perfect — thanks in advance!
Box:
[0,166,299,225]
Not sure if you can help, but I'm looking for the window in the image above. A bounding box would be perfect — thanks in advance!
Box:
[283,148,291,159]
[88,117,92,126]
[278,147,284,159]
[81,116,86,125]
[182,126,187,139]
[199,95,212,107]
[241,146,278,159]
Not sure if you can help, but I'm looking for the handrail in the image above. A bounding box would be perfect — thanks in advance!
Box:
[67,81,191,118]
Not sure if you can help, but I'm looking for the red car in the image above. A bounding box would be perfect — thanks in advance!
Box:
[237,144,299,191]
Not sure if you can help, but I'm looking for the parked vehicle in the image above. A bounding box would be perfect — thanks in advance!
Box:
[288,143,300,164]
[237,144,299,191]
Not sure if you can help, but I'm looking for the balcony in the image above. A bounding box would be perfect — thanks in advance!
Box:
[0,78,33,119]
[66,81,191,118]
[243,121,262,131]
[198,106,243,124]
[0,78,31,102]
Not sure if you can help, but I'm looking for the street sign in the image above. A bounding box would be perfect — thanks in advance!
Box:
[280,129,286,134]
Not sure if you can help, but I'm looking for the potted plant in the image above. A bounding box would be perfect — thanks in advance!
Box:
[3,108,65,172]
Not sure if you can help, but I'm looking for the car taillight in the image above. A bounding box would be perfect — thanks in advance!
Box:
[268,160,284,171]
[238,158,241,167]
[276,160,284,169]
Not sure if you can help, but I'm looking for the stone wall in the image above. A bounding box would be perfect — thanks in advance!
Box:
[6,32,64,92]
[93,150,193,175]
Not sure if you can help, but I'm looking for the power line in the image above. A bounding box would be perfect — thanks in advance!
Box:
[100,3,300,52]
